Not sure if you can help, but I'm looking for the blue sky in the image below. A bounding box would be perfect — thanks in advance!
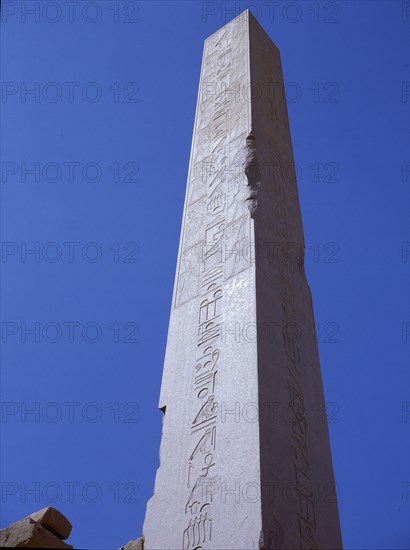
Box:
[1,1,409,549]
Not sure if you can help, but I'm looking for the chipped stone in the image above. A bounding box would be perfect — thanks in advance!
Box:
[29,507,72,540]
[0,517,73,549]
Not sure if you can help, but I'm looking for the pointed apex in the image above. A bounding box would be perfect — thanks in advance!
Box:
[204,7,279,52]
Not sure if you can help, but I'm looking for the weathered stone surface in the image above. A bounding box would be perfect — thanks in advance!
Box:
[143,9,342,550]
[28,507,72,540]
[0,517,73,548]
[120,537,144,550]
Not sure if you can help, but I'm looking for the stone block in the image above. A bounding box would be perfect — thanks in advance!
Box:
[28,507,72,540]
[0,517,73,548]
[120,537,144,550]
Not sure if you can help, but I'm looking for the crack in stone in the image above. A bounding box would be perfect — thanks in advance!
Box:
[244,132,262,219]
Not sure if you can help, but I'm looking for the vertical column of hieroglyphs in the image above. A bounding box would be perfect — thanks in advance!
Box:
[248,13,342,549]
[142,13,255,550]
[175,15,252,549]
[257,36,318,547]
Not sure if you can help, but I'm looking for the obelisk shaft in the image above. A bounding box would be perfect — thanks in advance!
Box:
[143,11,342,549]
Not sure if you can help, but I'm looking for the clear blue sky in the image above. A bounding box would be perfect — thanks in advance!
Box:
[1,1,409,549]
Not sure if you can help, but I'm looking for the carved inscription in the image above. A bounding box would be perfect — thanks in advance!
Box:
[181,19,250,548]
[270,160,319,548]
[175,25,252,311]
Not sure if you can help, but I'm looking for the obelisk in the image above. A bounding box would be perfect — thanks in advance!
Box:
[143,11,342,550]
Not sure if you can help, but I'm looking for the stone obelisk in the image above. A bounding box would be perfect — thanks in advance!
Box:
[143,11,342,550]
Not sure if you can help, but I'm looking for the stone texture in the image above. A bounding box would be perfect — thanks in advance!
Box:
[143,10,342,550]
[28,507,72,540]
[120,537,144,550]
[0,517,73,548]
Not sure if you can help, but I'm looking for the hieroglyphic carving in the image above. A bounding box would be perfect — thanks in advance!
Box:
[178,16,318,546]
[185,197,207,250]
[266,153,318,548]
[174,24,252,314]
[182,513,212,550]
[181,19,251,548]
[183,267,223,546]
[175,242,203,308]
[224,215,251,280]
[192,395,217,428]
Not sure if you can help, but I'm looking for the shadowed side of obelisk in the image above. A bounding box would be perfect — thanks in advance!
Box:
[247,13,343,550]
